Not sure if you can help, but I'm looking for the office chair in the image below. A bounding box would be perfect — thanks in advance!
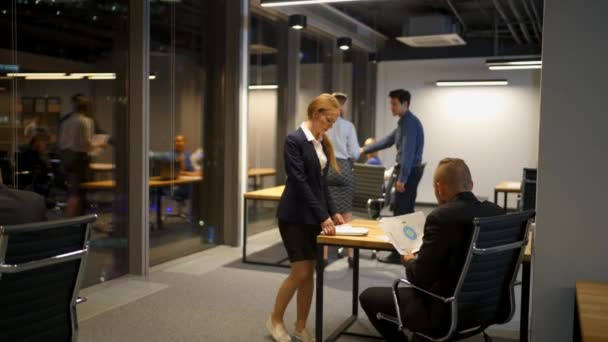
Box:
[377,210,535,342]
[0,214,96,342]
[352,163,386,220]
[520,168,537,211]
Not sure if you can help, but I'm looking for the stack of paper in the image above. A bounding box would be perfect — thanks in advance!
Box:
[334,224,369,236]
[380,212,426,255]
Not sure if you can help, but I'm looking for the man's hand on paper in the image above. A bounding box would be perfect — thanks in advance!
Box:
[321,217,336,235]
[401,251,417,266]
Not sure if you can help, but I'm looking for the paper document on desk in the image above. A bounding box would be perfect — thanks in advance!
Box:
[335,225,369,236]
[380,212,425,255]
[89,134,109,157]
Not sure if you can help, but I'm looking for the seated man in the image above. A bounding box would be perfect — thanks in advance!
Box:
[359,158,503,341]
[0,169,47,225]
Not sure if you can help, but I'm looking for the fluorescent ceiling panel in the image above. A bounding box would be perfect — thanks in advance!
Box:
[261,0,363,7]
[436,80,509,87]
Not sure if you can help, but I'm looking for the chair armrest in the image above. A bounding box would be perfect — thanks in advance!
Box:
[394,278,454,304]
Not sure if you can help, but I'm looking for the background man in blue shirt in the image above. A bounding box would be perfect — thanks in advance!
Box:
[361,89,425,263]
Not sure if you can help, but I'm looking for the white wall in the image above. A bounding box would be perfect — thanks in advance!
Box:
[247,62,353,181]
[375,58,541,205]
[531,1,608,340]
[248,89,277,173]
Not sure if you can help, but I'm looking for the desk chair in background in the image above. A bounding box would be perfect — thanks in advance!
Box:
[0,214,96,342]
[378,210,536,342]
[520,168,537,211]
[352,163,386,220]
[352,163,386,259]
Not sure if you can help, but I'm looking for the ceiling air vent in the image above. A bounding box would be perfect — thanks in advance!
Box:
[397,15,466,48]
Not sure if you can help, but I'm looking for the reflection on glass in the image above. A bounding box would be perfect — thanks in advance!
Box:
[0,0,129,287]
[247,15,280,237]
[148,1,215,265]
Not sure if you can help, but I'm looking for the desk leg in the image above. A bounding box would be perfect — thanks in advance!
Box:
[520,260,531,342]
[504,192,509,212]
[494,190,498,205]
[316,244,324,342]
[352,248,360,316]
[242,199,248,263]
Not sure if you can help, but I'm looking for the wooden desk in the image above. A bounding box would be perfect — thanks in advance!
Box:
[81,175,202,229]
[494,181,522,212]
[89,163,115,172]
[576,281,608,342]
[244,185,284,201]
[247,168,276,190]
[242,185,285,267]
[315,219,533,342]
[80,175,202,190]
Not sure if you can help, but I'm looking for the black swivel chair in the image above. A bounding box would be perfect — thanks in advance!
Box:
[352,163,386,219]
[520,168,537,211]
[378,210,536,342]
[0,214,96,342]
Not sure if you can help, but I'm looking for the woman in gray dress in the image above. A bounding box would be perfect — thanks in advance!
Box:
[325,93,360,267]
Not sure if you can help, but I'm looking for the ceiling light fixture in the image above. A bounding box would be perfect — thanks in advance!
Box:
[261,0,363,7]
[71,73,116,78]
[8,73,65,77]
[289,15,307,30]
[249,85,278,90]
[25,75,84,80]
[435,80,509,87]
[88,75,116,80]
[488,65,542,70]
[337,37,351,51]
[486,58,542,70]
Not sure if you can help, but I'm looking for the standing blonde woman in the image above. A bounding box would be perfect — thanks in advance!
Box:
[267,94,344,342]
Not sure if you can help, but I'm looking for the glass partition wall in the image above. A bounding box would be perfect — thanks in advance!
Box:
[245,14,281,240]
[148,0,217,266]
[0,0,130,287]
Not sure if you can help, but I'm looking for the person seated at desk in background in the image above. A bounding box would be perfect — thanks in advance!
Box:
[172,135,202,177]
[359,158,503,341]
[18,133,53,204]
[364,137,382,166]
[24,115,49,142]
[168,135,202,218]
[0,169,47,225]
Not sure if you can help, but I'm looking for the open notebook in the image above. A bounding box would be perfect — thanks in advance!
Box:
[334,224,369,236]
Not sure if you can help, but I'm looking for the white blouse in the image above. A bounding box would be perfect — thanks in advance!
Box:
[300,122,327,171]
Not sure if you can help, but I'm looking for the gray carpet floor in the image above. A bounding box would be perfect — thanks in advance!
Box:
[78,246,520,341]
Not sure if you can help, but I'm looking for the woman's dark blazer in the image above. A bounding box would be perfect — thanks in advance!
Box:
[277,127,337,225]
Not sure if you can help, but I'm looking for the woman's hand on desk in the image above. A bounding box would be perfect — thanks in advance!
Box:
[321,218,336,235]
[332,213,345,225]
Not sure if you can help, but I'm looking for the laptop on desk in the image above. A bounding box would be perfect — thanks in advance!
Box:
[150,152,180,180]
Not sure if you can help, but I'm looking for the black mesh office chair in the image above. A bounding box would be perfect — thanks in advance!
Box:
[0,214,96,342]
[520,168,537,211]
[352,163,386,219]
[377,210,535,342]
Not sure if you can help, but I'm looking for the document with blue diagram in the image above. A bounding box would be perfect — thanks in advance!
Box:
[379,212,426,255]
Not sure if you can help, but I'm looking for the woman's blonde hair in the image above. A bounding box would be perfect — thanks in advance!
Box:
[307,93,340,172]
